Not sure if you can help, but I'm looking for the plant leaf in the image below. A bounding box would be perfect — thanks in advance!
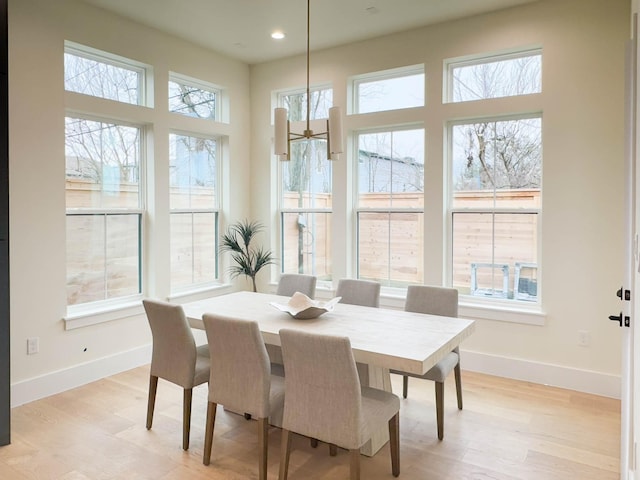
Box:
[219,219,275,286]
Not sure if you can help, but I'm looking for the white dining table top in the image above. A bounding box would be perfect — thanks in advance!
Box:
[182,291,475,376]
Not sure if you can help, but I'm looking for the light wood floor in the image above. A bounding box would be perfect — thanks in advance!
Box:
[0,367,620,479]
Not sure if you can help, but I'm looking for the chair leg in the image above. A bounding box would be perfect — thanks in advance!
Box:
[349,449,360,480]
[203,402,217,466]
[278,429,292,480]
[310,437,318,448]
[146,375,158,430]
[435,382,444,441]
[454,363,463,410]
[388,413,400,477]
[402,375,408,399]
[182,388,193,450]
[258,418,268,480]
[329,444,338,456]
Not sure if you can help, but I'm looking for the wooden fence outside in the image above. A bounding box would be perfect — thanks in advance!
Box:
[67,178,540,303]
[283,189,540,296]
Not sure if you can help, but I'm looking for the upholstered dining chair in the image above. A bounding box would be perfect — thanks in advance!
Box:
[278,328,400,480]
[335,278,381,390]
[390,285,462,440]
[270,273,318,375]
[142,299,210,451]
[276,273,317,298]
[202,314,285,480]
[336,278,381,308]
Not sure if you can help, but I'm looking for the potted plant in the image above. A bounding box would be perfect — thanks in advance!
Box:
[220,219,275,292]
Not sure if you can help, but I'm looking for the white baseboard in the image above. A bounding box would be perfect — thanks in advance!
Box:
[11,344,152,408]
[10,345,620,408]
[461,349,621,399]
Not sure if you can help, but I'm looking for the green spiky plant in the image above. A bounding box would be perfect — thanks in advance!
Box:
[220,219,275,292]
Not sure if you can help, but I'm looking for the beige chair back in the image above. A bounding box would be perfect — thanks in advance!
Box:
[279,328,363,449]
[405,285,458,317]
[143,299,198,388]
[276,274,317,298]
[203,314,272,419]
[336,279,380,308]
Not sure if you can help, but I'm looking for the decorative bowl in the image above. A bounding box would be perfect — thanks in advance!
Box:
[270,292,341,320]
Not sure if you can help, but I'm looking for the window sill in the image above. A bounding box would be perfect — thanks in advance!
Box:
[64,298,145,330]
[459,298,545,325]
[168,283,234,303]
[363,287,545,325]
[63,284,234,331]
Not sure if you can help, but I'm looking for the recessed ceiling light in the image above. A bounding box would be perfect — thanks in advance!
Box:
[271,31,286,40]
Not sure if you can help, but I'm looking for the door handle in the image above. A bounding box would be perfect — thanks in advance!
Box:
[609,312,623,326]
[609,312,630,327]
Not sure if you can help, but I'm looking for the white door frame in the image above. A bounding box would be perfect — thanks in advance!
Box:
[623,4,639,479]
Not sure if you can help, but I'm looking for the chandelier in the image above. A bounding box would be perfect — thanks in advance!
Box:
[273,0,343,161]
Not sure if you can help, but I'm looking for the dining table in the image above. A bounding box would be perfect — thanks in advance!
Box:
[181,290,475,456]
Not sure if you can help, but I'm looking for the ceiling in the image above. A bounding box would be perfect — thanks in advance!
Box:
[79,0,539,65]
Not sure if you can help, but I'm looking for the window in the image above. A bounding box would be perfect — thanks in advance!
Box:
[356,128,424,286]
[169,74,220,120]
[65,117,143,306]
[352,66,424,114]
[446,50,542,103]
[64,42,147,105]
[278,87,333,281]
[449,116,542,302]
[281,87,333,121]
[169,133,219,290]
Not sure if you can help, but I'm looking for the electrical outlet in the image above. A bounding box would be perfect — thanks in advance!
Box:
[578,330,590,347]
[27,337,39,355]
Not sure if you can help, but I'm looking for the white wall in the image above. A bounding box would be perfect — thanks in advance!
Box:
[8,0,251,405]
[7,0,629,405]
[250,0,629,397]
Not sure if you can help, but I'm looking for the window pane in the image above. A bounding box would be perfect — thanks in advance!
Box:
[65,117,140,209]
[64,52,141,105]
[452,212,538,300]
[451,118,541,209]
[106,214,141,298]
[171,212,217,288]
[357,73,424,113]
[451,53,541,102]
[169,79,217,120]
[170,134,217,209]
[358,129,424,208]
[358,212,424,286]
[281,212,332,280]
[281,88,333,121]
[282,140,332,209]
[279,87,334,282]
[66,213,141,305]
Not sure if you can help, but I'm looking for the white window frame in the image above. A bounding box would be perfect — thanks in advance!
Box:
[168,72,223,122]
[275,83,334,127]
[446,113,543,318]
[354,125,425,287]
[443,47,542,104]
[169,131,221,293]
[276,85,334,288]
[64,115,146,318]
[64,41,152,107]
[349,64,425,115]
